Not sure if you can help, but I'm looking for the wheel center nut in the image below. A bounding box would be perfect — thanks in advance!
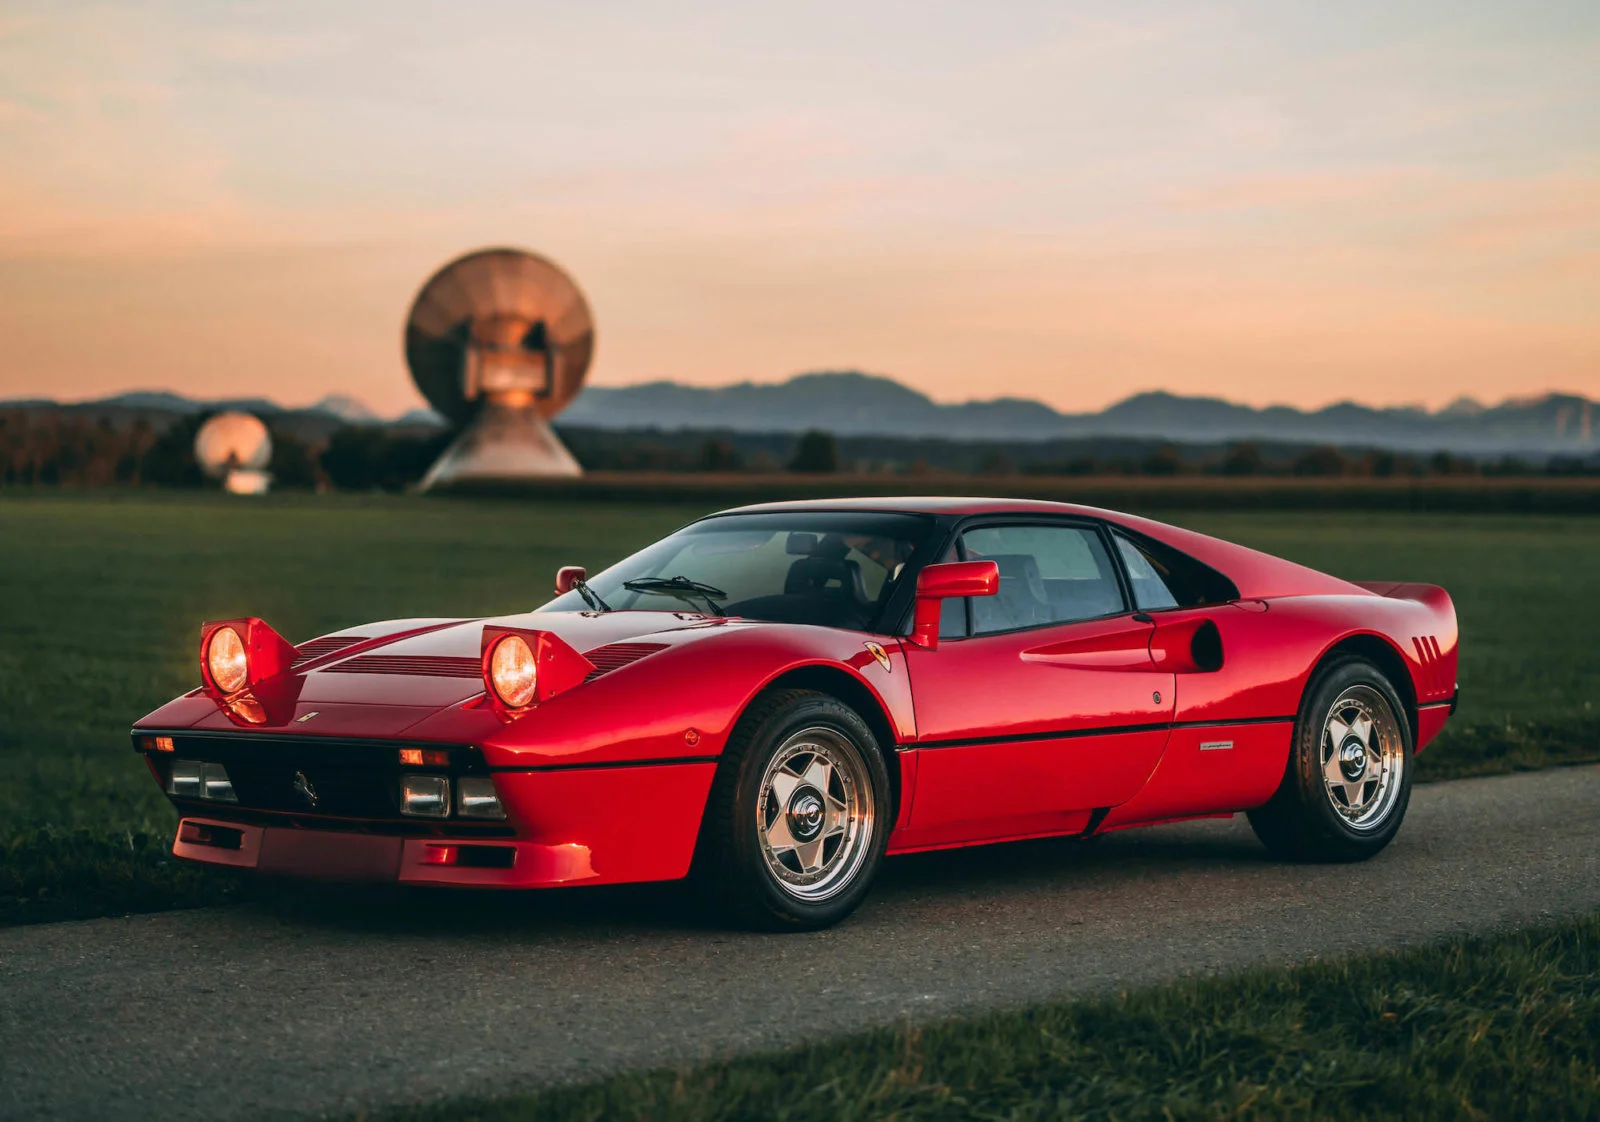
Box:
[1339,738,1367,780]
[787,789,825,841]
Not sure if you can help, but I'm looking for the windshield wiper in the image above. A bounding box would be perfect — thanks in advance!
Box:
[622,575,728,616]
[571,576,613,613]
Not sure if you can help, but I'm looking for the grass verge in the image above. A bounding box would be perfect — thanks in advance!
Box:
[370,911,1600,1121]
[1,492,1596,926]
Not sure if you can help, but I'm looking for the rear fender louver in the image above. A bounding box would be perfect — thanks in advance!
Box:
[291,635,367,669]
[1412,635,1446,699]
[324,655,482,678]
[582,642,670,682]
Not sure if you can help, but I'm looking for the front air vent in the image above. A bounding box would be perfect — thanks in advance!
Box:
[583,642,669,682]
[324,655,482,678]
[292,635,367,668]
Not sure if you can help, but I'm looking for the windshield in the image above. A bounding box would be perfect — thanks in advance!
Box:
[539,512,940,631]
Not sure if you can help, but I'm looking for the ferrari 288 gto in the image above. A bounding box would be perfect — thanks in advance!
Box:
[133,498,1459,929]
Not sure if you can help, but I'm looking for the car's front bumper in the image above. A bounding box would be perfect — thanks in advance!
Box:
[163,761,718,888]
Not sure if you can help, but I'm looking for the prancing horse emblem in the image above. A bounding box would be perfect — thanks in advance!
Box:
[863,642,892,673]
[292,770,319,809]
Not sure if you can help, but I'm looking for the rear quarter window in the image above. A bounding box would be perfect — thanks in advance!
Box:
[1112,530,1239,610]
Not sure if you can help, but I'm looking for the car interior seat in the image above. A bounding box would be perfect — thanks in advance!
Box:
[784,534,870,606]
[974,553,1052,631]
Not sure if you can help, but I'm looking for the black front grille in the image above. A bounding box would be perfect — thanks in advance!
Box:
[142,732,508,836]
[225,758,398,817]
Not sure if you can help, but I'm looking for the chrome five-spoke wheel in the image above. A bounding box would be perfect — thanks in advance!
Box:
[1247,657,1415,862]
[757,727,876,902]
[1319,685,1405,831]
[697,689,890,930]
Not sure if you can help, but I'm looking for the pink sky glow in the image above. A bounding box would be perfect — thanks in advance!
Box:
[1,1,1596,417]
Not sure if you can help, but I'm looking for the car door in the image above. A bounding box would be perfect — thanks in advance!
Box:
[898,520,1176,848]
[1095,529,1297,827]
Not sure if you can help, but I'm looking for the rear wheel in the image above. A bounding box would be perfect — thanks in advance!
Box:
[694,689,890,930]
[1248,657,1413,862]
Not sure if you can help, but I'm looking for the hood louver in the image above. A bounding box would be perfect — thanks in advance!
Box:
[324,655,482,678]
[291,635,367,669]
[583,642,669,682]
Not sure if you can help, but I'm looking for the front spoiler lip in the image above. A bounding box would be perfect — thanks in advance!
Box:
[164,799,516,837]
[173,817,598,887]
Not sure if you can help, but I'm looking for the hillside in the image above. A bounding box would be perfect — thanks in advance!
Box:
[6,374,1596,455]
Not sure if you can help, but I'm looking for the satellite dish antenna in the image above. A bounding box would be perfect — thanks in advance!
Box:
[404,248,594,489]
[194,411,273,495]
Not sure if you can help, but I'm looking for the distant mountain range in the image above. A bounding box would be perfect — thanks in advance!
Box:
[565,373,1595,455]
[7,373,1596,455]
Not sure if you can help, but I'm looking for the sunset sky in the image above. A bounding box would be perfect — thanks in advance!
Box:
[1,1,1597,416]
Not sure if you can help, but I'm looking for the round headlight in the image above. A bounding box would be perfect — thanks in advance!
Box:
[207,626,249,693]
[490,635,538,708]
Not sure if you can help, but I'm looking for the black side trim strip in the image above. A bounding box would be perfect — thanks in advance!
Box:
[490,755,720,774]
[1172,715,1297,731]
[908,714,1296,752]
[1081,806,1111,837]
[913,722,1170,751]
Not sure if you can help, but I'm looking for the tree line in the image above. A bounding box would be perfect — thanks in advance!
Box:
[3,409,1594,489]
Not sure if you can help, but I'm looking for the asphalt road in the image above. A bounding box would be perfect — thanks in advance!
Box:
[4,765,1598,1121]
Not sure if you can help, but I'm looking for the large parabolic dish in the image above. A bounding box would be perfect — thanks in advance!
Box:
[194,411,273,494]
[404,248,595,489]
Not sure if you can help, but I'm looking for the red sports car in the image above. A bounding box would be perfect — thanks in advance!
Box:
[133,498,1459,929]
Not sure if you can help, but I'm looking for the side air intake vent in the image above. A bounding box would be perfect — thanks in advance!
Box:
[583,642,669,682]
[291,636,367,669]
[325,655,482,678]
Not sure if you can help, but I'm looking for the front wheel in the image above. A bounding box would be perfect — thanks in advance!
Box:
[694,689,890,930]
[1248,657,1413,862]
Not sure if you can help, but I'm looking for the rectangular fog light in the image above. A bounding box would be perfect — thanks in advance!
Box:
[455,777,506,820]
[400,775,450,818]
[201,762,238,803]
[167,759,203,798]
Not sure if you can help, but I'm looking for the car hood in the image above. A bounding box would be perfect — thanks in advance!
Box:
[137,610,794,737]
[289,610,727,708]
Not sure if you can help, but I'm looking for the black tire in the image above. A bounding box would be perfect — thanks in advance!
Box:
[693,689,891,931]
[1248,657,1414,862]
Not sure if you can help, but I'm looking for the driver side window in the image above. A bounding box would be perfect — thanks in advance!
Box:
[957,524,1126,636]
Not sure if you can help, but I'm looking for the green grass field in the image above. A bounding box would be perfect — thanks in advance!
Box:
[371,909,1600,1121]
[1,491,1596,925]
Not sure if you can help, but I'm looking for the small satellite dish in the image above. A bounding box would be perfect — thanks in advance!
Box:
[194,411,273,495]
[404,248,594,489]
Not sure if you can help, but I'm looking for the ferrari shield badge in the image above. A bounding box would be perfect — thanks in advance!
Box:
[863,642,892,673]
